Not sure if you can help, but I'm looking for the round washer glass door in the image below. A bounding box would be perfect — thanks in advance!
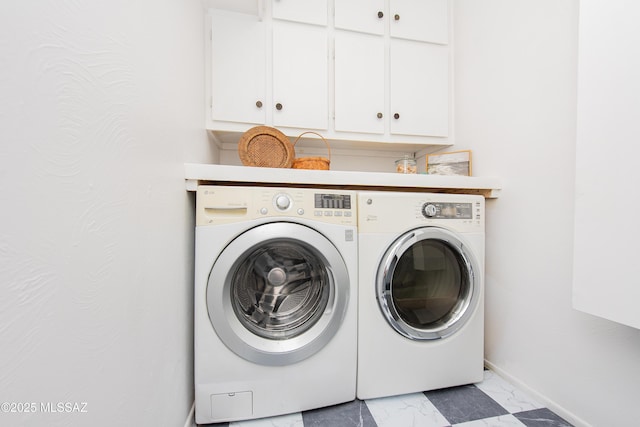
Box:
[207,222,349,366]
[377,227,481,340]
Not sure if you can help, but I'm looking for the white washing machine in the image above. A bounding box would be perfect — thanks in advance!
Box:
[357,191,485,400]
[194,185,358,424]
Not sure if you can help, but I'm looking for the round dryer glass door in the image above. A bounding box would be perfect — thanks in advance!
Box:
[377,227,481,340]
[207,222,349,366]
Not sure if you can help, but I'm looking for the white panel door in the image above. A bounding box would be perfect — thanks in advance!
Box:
[210,10,266,124]
[334,31,384,134]
[272,0,327,26]
[573,0,640,329]
[390,0,448,44]
[272,21,328,130]
[334,0,385,35]
[390,39,448,137]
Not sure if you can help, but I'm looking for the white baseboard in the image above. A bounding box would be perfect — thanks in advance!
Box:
[484,360,591,427]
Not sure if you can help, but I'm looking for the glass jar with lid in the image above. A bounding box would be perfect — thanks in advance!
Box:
[395,154,417,174]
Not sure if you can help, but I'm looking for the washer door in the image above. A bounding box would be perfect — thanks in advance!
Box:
[207,222,349,366]
[377,227,480,340]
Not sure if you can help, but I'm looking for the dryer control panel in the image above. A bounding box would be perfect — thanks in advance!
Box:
[421,202,473,219]
[358,191,484,234]
[196,185,357,226]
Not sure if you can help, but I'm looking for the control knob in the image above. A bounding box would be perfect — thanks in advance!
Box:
[275,194,291,211]
[422,203,437,218]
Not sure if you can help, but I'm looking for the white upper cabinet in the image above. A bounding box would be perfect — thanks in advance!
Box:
[272,0,328,26]
[272,21,328,130]
[210,10,266,124]
[334,0,450,138]
[334,0,448,43]
[573,0,640,330]
[334,30,385,134]
[209,3,328,131]
[390,39,448,137]
[390,0,448,44]
[334,0,385,35]
[333,0,385,136]
[207,0,451,148]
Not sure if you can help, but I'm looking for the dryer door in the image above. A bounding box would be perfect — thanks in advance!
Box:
[207,222,349,366]
[377,227,481,340]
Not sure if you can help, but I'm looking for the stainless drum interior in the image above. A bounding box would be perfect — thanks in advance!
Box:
[231,240,331,340]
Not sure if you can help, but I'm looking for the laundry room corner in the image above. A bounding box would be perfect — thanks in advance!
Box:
[454,1,640,426]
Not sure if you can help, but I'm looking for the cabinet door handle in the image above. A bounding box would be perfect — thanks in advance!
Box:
[377,11,384,18]
[394,113,400,119]
[394,14,400,21]
[377,112,383,119]
[256,100,263,108]
[275,103,283,110]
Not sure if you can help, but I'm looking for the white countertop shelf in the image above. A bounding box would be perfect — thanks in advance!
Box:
[184,163,502,198]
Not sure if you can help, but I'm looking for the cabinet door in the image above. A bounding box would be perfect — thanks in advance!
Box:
[390,39,448,137]
[272,21,328,130]
[334,31,384,134]
[390,0,448,44]
[334,0,385,35]
[573,0,640,329]
[210,10,266,124]
[272,0,327,25]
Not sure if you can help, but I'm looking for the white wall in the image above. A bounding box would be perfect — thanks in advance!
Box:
[0,1,212,426]
[454,1,640,426]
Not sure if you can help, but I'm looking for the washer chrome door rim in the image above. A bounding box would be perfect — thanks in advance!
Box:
[207,222,350,366]
[377,227,480,340]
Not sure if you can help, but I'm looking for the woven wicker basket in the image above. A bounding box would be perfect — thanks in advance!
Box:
[238,126,294,168]
[291,132,331,170]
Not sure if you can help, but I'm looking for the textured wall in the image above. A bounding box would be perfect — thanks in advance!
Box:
[0,1,210,426]
[454,1,640,426]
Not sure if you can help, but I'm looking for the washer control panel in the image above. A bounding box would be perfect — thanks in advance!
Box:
[266,190,354,223]
[197,186,356,226]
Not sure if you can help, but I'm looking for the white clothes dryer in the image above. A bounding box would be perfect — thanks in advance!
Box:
[356,191,485,400]
[194,186,357,424]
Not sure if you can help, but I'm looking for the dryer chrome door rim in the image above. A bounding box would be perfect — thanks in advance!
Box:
[377,227,480,341]
[207,222,349,366]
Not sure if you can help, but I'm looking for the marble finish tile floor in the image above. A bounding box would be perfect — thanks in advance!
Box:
[200,370,573,427]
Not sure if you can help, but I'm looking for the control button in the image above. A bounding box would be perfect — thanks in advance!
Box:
[274,194,291,211]
[334,211,343,217]
[324,211,333,217]
[297,208,304,215]
[260,207,268,215]
[314,211,323,217]
[344,211,352,217]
